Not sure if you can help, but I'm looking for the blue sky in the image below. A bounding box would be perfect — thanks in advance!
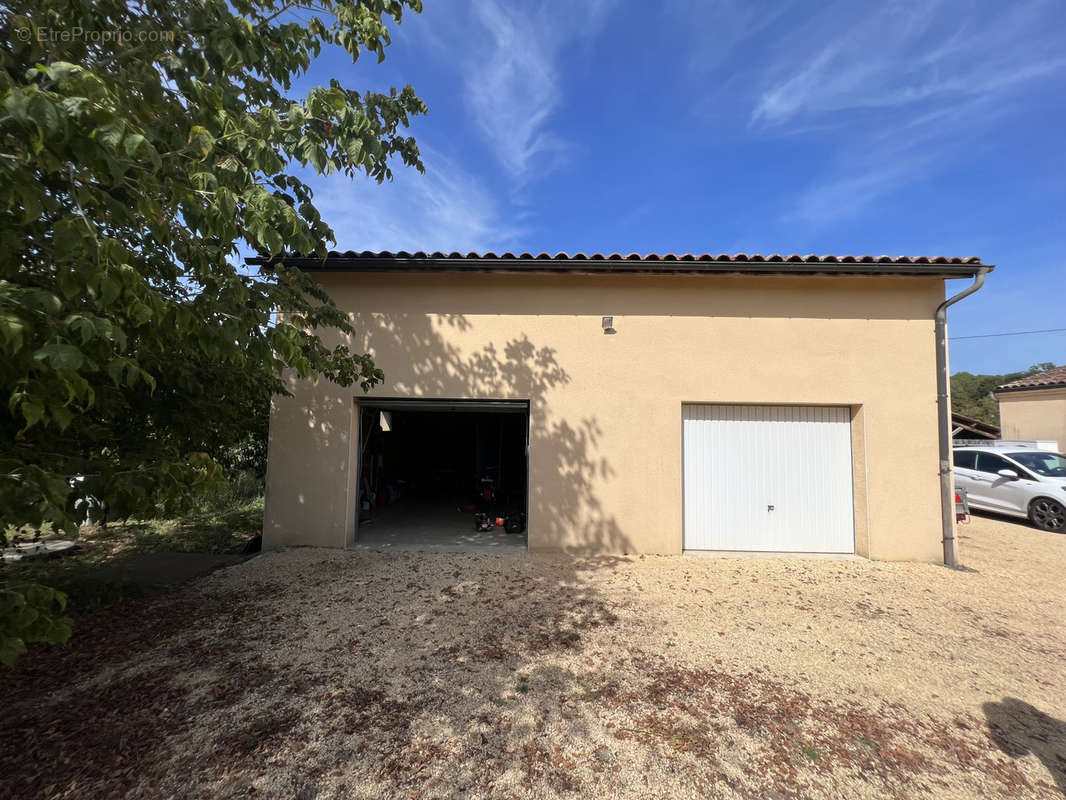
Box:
[284,0,1066,374]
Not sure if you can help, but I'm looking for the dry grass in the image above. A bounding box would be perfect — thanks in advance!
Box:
[2,513,1064,799]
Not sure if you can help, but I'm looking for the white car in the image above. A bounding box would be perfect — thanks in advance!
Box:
[953,446,1066,532]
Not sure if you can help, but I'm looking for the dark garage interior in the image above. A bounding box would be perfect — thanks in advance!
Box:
[354,401,529,552]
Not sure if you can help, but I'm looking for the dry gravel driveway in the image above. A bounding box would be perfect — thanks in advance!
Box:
[3,513,1065,799]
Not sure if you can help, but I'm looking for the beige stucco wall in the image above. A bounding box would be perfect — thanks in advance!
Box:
[264,272,948,562]
[997,388,1066,451]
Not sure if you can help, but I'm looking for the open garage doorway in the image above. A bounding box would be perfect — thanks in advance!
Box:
[353,399,529,553]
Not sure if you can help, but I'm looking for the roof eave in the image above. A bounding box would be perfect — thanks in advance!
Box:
[246,255,993,279]
[994,382,1066,395]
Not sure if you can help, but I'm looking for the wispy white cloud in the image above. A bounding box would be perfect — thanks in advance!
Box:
[734,0,1066,226]
[453,0,614,180]
[786,157,932,226]
[666,0,799,75]
[751,0,1064,125]
[355,0,616,247]
[308,147,521,253]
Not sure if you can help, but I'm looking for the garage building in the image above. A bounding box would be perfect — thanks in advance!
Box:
[252,251,990,562]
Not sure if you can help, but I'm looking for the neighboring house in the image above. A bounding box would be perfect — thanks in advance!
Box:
[249,251,990,563]
[951,411,1000,440]
[994,365,1066,451]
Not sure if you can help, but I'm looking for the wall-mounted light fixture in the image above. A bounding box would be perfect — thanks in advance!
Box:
[602,315,616,335]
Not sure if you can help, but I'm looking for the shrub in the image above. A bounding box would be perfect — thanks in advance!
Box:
[0,583,73,667]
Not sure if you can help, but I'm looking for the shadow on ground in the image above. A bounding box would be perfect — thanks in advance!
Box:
[984,697,1066,796]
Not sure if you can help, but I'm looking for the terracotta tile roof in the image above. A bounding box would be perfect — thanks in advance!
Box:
[316,250,986,264]
[996,365,1066,393]
[247,250,990,277]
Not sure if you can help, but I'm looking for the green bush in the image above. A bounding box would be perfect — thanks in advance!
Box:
[0,583,73,667]
[207,469,265,511]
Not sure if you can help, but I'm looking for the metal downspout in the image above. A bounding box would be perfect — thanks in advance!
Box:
[936,268,990,567]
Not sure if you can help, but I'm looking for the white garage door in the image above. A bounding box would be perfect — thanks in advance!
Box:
[683,405,855,553]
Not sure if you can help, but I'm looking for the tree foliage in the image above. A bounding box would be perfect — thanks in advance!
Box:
[0,0,426,660]
[951,363,1057,425]
[1,0,425,528]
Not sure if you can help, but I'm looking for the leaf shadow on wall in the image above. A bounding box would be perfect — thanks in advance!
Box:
[353,312,630,555]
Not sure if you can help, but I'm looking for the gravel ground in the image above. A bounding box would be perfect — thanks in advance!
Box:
[3,513,1064,799]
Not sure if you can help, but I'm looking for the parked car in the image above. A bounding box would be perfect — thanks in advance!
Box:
[953,446,1066,532]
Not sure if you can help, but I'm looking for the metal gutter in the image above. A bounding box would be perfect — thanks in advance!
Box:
[936,268,991,568]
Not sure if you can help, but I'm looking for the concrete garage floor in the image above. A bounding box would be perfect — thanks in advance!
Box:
[352,501,527,554]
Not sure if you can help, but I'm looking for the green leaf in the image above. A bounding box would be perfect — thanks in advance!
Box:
[66,314,95,344]
[20,188,42,222]
[345,137,363,162]
[34,343,85,371]
[94,119,126,151]
[123,133,146,157]
[0,312,26,350]
[58,268,81,300]
[52,218,89,263]
[216,187,236,217]
[129,302,153,326]
[20,399,44,428]
[305,143,327,172]
[14,605,39,628]
[0,637,27,669]
[27,94,59,134]
[50,404,73,431]
[24,585,53,606]
[188,125,214,158]
[100,278,121,306]
[44,61,80,84]
[260,226,283,255]
[4,88,30,125]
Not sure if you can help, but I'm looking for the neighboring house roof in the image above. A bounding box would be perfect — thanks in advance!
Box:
[951,412,1000,439]
[247,251,991,277]
[995,365,1066,394]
